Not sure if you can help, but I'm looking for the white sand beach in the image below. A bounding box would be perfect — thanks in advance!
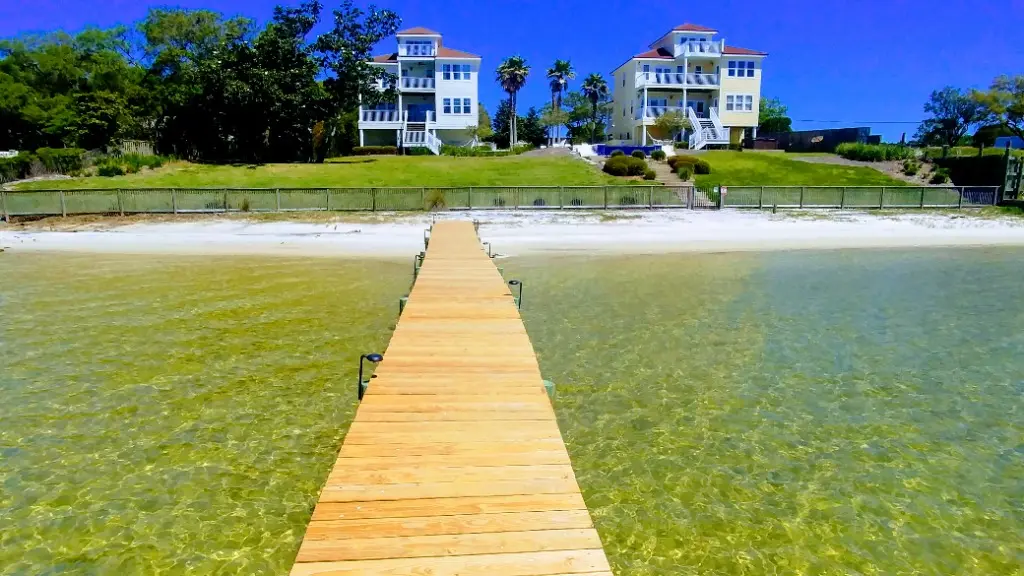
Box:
[3,210,1024,258]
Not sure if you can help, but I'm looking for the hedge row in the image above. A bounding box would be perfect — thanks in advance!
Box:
[835,143,915,162]
[0,148,87,182]
[668,155,711,174]
[352,146,399,155]
[603,155,648,177]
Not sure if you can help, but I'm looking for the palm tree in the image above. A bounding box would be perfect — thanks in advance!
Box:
[546,59,575,145]
[581,73,609,143]
[496,56,530,148]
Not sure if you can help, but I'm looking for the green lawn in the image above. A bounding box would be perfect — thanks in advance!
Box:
[693,151,907,187]
[14,156,622,189]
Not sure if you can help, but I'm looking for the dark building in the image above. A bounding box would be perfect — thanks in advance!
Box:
[753,127,872,152]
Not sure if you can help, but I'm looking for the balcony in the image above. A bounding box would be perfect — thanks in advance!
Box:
[400,76,435,91]
[398,44,436,57]
[635,105,687,122]
[635,72,720,89]
[675,40,724,57]
[360,109,404,125]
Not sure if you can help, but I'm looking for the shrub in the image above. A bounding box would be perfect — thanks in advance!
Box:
[643,168,657,180]
[425,188,446,209]
[603,156,648,177]
[625,157,647,176]
[931,155,1005,186]
[440,145,530,157]
[902,159,920,176]
[35,147,85,174]
[610,150,625,157]
[929,167,951,184]
[121,153,165,172]
[353,145,399,155]
[728,143,744,151]
[631,150,647,159]
[650,150,666,161]
[835,142,915,162]
[692,159,711,174]
[676,166,693,181]
[97,162,125,177]
[668,155,701,170]
[512,144,535,155]
[0,152,35,183]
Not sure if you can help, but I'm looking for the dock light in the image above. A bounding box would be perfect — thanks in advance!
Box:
[508,279,523,309]
[358,353,383,400]
[423,229,430,249]
[483,242,492,257]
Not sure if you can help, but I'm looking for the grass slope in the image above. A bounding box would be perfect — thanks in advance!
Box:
[694,151,907,187]
[15,156,620,190]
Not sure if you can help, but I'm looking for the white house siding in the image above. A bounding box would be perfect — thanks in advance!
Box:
[433,58,479,132]
[718,57,763,129]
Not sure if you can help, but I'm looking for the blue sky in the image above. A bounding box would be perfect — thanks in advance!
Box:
[3,0,1023,140]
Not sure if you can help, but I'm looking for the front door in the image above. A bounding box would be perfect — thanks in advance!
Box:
[687,101,705,116]
[406,104,426,122]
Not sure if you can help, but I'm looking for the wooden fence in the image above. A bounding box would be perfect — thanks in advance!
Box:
[0,186,1001,219]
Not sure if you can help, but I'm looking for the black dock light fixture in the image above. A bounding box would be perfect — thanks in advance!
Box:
[358,353,383,400]
[423,229,430,249]
[508,279,523,309]
[483,242,493,258]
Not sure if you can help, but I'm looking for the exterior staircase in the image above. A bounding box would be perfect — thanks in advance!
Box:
[687,106,730,150]
[402,112,441,155]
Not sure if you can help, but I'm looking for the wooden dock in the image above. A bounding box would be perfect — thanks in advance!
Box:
[290,221,611,575]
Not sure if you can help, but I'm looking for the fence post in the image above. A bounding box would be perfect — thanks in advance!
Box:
[117,189,124,216]
[467,187,472,210]
[687,186,694,210]
[59,190,66,217]
[840,187,846,209]
[172,189,178,214]
[1,190,8,222]
[558,186,563,209]
[648,186,653,209]
[958,188,964,209]
[325,189,331,212]
[759,186,764,210]
[275,189,281,212]
[371,189,377,212]
[717,187,723,210]
[421,187,426,210]
[879,187,886,209]
[603,186,608,209]
[223,190,229,213]
[920,187,926,209]
[799,186,805,209]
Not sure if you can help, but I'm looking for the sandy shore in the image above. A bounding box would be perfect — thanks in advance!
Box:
[2,210,1024,258]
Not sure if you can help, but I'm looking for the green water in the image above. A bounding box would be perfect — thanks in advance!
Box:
[508,248,1024,576]
[0,253,408,574]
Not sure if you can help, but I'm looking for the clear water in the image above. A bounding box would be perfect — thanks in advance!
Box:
[508,248,1024,576]
[0,253,408,574]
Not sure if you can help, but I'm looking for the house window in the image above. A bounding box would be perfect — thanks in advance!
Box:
[643,64,650,79]
[744,95,754,111]
[453,99,462,114]
[726,94,754,112]
[726,95,735,111]
[727,61,737,77]
[460,64,471,80]
[648,98,667,108]
[694,65,703,74]
[622,75,625,87]
[462,98,471,114]
[442,64,451,80]
[443,98,452,114]
[745,61,755,77]
[452,65,461,80]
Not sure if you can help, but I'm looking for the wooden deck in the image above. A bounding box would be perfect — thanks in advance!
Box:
[290,221,611,575]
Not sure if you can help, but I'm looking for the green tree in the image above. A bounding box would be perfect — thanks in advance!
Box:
[540,103,569,141]
[758,97,792,134]
[914,86,985,147]
[518,107,547,148]
[972,123,1014,148]
[491,98,513,149]
[495,55,530,147]
[973,75,1024,143]
[653,110,691,142]
[469,105,493,143]
[545,59,574,144]
[581,73,609,143]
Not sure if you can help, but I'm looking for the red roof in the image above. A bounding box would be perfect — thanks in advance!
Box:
[724,45,768,56]
[633,47,674,59]
[673,23,717,32]
[397,26,440,35]
[372,53,398,63]
[437,46,480,58]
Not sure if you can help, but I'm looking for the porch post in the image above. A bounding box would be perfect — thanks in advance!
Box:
[359,130,365,147]
[641,86,648,145]
[682,55,688,116]
[752,126,758,139]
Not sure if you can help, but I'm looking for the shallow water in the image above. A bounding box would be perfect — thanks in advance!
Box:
[0,253,408,574]
[508,248,1024,576]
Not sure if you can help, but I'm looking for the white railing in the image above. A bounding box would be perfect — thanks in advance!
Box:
[687,106,705,150]
[400,76,435,90]
[360,109,403,123]
[425,131,441,155]
[710,107,722,129]
[676,40,724,57]
[637,105,687,120]
[399,44,435,57]
[403,130,442,155]
[703,127,730,142]
[635,72,720,88]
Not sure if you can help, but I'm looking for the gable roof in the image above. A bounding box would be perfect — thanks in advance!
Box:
[372,53,398,63]
[724,45,768,56]
[673,23,717,32]
[633,47,674,59]
[437,46,480,59]
[397,26,440,35]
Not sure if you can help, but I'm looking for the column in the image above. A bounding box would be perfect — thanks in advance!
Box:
[360,129,365,147]
[641,86,648,145]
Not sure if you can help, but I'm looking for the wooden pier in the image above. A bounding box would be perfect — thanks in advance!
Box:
[290,221,611,575]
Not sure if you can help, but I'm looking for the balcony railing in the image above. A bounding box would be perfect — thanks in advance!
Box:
[400,76,435,90]
[676,40,724,57]
[360,109,403,124]
[635,72,720,88]
[399,44,436,57]
[636,105,687,120]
